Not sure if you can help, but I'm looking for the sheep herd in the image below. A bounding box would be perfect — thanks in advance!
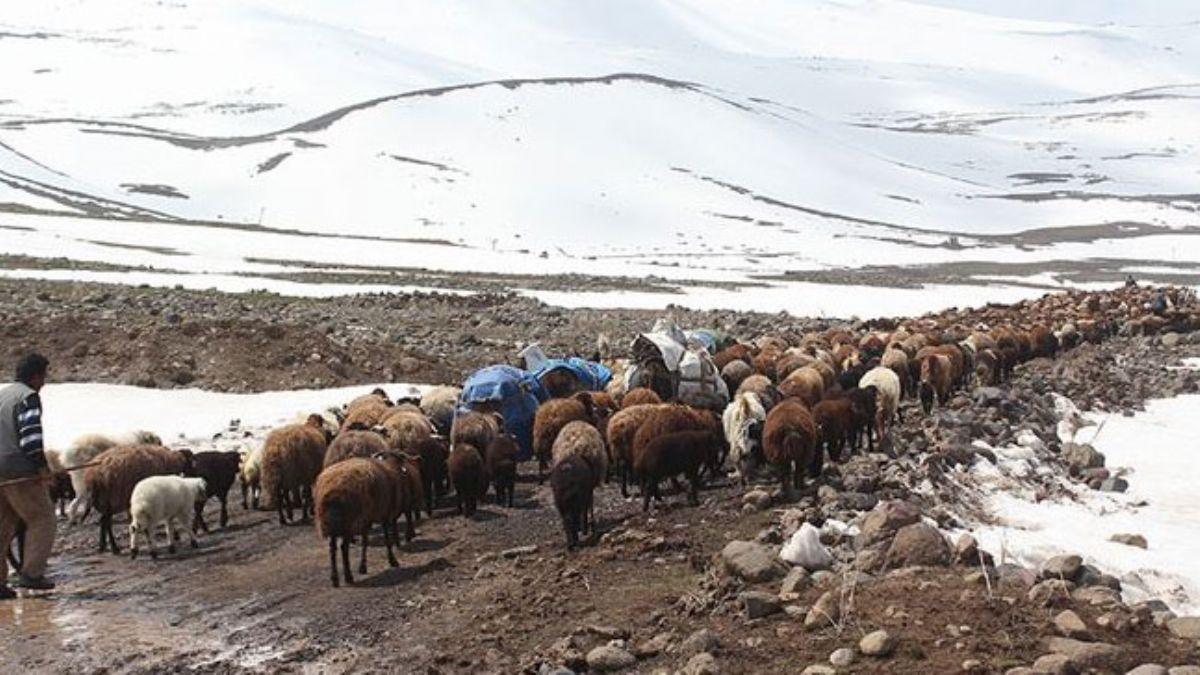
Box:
[29,284,1198,588]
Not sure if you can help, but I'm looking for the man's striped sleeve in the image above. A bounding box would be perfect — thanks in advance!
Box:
[16,392,47,469]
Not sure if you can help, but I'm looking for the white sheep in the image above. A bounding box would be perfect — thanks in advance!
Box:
[128,475,207,560]
[239,446,263,510]
[62,430,162,523]
[722,392,766,483]
[859,366,901,441]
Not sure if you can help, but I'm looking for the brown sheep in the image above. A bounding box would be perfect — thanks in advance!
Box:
[486,433,518,508]
[540,368,582,399]
[341,399,391,432]
[412,436,448,516]
[532,392,597,475]
[880,347,912,398]
[324,430,389,469]
[975,348,1000,385]
[551,456,595,550]
[450,410,502,457]
[84,444,195,554]
[774,352,815,383]
[448,442,487,517]
[606,403,671,497]
[392,452,423,537]
[313,453,403,587]
[551,420,608,488]
[735,374,780,411]
[631,405,720,491]
[711,343,752,371]
[778,366,825,407]
[720,359,754,395]
[419,385,461,436]
[634,429,722,511]
[377,408,435,453]
[260,419,328,525]
[762,399,817,494]
[621,387,663,409]
[919,353,954,414]
[812,398,853,466]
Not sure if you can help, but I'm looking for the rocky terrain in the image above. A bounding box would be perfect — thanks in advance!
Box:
[0,278,1199,674]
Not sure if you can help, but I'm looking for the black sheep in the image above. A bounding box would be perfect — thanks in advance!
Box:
[413,436,448,516]
[550,457,594,550]
[485,433,518,508]
[188,451,241,532]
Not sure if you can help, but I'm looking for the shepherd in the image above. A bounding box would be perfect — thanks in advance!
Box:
[0,353,57,598]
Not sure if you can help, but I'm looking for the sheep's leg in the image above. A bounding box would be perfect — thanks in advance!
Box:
[329,537,340,588]
[97,515,108,552]
[183,517,199,549]
[562,513,577,550]
[276,488,290,525]
[358,524,370,575]
[383,521,399,568]
[620,464,630,499]
[425,482,435,517]
[340,537,354,586]
[128,524,139,559]
[107,516,120,554]
[193,502,209,534]
[404,508,415,541]
[687,470,700,507]
[301,486,313,523]
[218,493,229,529]
[165,520,177,555]
[641,478,653,512]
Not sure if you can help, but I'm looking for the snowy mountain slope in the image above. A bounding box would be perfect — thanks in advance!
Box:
[1,1,1198,312]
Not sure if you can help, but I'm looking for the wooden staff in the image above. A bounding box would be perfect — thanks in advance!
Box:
[0,461,102,490]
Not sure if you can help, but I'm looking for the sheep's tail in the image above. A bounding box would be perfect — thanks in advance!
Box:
[315,494,350,539]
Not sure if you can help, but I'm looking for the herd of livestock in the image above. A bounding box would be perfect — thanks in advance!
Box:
[12,283,1197,587]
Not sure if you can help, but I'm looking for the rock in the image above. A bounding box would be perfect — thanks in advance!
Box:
[961,659,984,673]
[1072,586,1121,607]
[587,625,630,640]
[739,591,782,619]
[1126,665,1168,675]
[1161,332,1181,347]
[838,491,877,511]
[1169,668,1200,675]
[885,522,951,568]
[683,652,719,675]
[743,489,772,511]
[855,500,921,550]
[804,591,841,630]
[801,666,836,675]
[501,545,538,558]
[1108,533,1148,549]
[1053,610,1092,640]
[1044,637,1123,671]
[1062,443,1105,473]
[585,645,636,672]
[976,387,1005,406]
[780,567,811,595]
[721,541,784,583]
[1166,616,1200,640]
[634,632,673,658]
[953,533,981,564]
[780,523,834,571]
[829,648,855,667]
[1099,477,1129,493]
[680,629,721,657]
[1031,653,1078,675]
[1040,555,1083,582]
[1029,580,1075,607]
[1076,564,1122,591]
[859,630,896,657]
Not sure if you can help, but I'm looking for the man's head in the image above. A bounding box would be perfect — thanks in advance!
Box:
[15,353,49,391]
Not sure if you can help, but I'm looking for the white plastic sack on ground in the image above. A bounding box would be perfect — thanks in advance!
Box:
[780,522,833,571]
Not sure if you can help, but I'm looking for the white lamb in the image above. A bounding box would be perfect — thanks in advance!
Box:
[61,430,162,523]
[239,446,263,509]
[722,392,766,483]
[859,366,901,441]
[128,476,207,560]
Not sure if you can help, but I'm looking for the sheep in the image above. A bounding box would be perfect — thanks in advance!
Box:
[391,452,423,538]
[735,374,780,411]
[128,475,208,560]
[720,359,754,396]
[448,442,487,517]
[44,448,75,518]
[485,433,518,507]
[313,454,404,587]
[975,348,1000,385]
[62,429,162,523]
[762,399,817,495]
[711,343,752,371]
[259,418,328,525]
[723,392,766,486]
[540,368,582,399]
[420,386,461,436]
[340,398,391,432]
[532,392,597,476]
[858,366,901,443]
[881,347,911,399]
[778,366,825,407]
[812,398,854,468]
[631,405,720,477]
[346,388,392,412]
[450,411,501,460]
[84,444,194,554]
[620,387,662,409]
[919,353,953,414]
[412,436,448,516]
[551,421,608,489]
[239,446,263,510]
[189,451,241,532]
[634,429,722,511]
[606,403,671,497]
[324,429,390,469]
[377,408,435,453]
[550,456,595,550]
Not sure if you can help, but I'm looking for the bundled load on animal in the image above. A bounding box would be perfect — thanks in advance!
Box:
[623,317,729,410]
[455,365,547,461]
[520,343,613,399]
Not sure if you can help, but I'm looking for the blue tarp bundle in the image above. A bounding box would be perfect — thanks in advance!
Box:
[533,357,613,392]
[456,365,547,461]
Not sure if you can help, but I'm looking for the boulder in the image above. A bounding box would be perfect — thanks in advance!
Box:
[1053,610,1092,640]
[1028,579,1075,607]
[682,652,719,675]
[585,645,636,672]
[1030,653,1078,674]
[1071,586,1121,607]
[1099,477,1129,493]
[1040,555,1083,582]
[780,566,811,595]
[721,541,784,583]
[829,648,855,667]
[1166,616,1200,640]
[739,591,782,620]
[1126,665,1168,675]
[801,666,836,675]
[1061,443,1105,473]
[1108,533,1148,549]
[804,590,841,630]
[680,629,721,657]
[855,500,921,550]
[885,523,951,568]
[859,630,897,657]
[1043,637,1123,671]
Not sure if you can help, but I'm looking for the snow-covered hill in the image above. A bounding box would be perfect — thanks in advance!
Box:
[1,1,1198,314]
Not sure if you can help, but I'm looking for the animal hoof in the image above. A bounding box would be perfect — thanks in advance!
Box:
[168,545,176,555]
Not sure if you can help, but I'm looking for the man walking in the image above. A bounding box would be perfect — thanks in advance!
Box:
[0,353,56,598]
